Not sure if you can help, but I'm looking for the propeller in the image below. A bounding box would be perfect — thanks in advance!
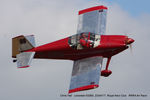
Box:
[123,30,134,53]
[129,43,133,53]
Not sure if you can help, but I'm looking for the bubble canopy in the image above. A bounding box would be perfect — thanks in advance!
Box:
[68,32,101,50]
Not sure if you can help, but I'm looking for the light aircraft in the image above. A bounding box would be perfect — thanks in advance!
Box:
[12,5,134,93]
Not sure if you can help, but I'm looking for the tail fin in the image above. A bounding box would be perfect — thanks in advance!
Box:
[12,35,35,68]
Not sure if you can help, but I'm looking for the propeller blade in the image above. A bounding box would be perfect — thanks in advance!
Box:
[129,44,133,53]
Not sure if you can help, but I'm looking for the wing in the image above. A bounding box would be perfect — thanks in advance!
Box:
[69,56,103,93]
[77,5,107,35]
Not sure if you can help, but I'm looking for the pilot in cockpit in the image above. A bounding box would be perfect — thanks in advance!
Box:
[79,33,93,48]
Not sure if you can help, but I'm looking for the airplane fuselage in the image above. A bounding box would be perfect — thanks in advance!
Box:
[27,34,133,60]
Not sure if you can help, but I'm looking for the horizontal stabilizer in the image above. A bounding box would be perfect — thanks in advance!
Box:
[16,52,35,68]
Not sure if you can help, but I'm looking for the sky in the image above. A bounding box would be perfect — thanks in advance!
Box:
[0,0,150,100]
[106,0,150,16]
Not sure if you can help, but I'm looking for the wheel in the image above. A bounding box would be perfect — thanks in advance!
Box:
[13,59,17,63]
[101,70,112,77]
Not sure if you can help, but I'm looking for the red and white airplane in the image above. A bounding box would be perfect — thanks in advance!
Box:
[12,5,134,93]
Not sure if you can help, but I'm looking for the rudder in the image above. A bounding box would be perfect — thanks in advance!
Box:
[12,35,35,58]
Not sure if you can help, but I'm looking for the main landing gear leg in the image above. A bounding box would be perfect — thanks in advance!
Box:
[101,57,112,77]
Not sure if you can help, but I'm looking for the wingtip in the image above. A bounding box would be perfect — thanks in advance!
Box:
[78,5,108,15]
[68,84,99,93]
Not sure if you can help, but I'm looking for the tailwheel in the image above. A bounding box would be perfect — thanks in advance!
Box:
[101,70,112,77]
